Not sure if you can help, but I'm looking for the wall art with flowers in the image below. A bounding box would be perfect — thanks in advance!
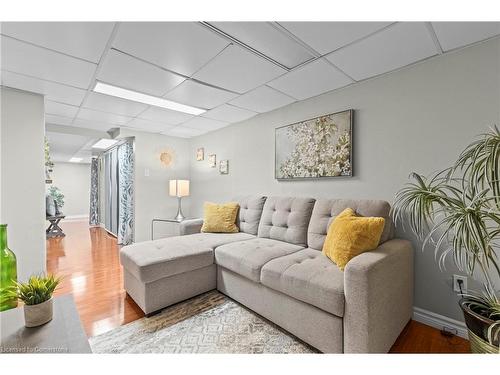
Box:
[275,110,353,179]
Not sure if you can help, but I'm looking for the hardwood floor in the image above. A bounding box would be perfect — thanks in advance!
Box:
[47,220,470,353]
[391,319,469,353]
[47,220,144,337]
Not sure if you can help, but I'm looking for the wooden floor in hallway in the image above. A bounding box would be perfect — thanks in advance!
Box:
[47,220,471,353]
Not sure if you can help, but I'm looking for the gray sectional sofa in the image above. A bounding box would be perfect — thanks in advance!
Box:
[120,196,413,353]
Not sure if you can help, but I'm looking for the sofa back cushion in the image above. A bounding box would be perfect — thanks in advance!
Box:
[233,195,267,235]
[257,196,315,246]
[308,199,394,251]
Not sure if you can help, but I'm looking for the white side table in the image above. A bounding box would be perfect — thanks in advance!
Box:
[151,218,193,240]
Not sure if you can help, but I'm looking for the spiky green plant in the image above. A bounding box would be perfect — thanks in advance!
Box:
[6,274,60,305]
[392,126,500,346]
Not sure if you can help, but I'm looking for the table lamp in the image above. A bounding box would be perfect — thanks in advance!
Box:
[169,179,189,221]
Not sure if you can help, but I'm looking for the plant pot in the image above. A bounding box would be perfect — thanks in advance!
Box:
[24,298,53,327]
[46,196,56,216]
[54,201,63,215]
[459,298,499,353]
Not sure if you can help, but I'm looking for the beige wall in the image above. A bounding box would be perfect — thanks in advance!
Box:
[118,129,191,242]
[0,87,46,281]
[50,162,91,218]
[188,38,500,321]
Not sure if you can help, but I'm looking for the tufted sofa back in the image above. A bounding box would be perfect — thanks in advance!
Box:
[307,199,394,251]
[233,195,267,235]
[257,196,316,246]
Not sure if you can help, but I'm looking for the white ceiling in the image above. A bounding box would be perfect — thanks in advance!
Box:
[45,131,96,163]
[1,21,500,162]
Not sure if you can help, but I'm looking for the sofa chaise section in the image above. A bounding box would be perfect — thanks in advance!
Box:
[120,232,255,315]
[120,195,267,315]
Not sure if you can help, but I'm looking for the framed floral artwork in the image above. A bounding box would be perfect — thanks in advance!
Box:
[275,110,353,179]
[208,154,216,168]
[196,148,204,161]
[219,160,229,174]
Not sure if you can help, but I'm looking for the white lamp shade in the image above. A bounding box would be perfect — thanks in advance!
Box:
[169,179,190,197]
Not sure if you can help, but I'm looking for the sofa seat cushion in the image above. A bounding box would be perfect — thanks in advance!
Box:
[121,232,255,283]
[261,248,345,317]
[214,238,304,282]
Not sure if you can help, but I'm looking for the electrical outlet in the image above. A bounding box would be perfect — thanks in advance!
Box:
[144,168,150,177]
[453,274,467,293]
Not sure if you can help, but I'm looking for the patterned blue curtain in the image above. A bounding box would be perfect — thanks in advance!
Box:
[117,140,134,245]
[89,157,99,226]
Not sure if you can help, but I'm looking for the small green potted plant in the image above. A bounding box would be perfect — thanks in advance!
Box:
[7,274,60,327]
[392,126,499,353]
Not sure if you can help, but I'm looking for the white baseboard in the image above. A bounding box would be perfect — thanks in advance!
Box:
[413,306,468,339]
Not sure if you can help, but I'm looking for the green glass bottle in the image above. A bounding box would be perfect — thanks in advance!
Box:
[0,224,18,311]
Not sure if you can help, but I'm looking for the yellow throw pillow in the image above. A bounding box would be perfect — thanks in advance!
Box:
[322,208,385,270]
[201,202,240,233]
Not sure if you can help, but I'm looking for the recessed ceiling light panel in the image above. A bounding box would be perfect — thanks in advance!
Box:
[92,138,119,150]
[69,157,83,163]
[93,82,206,116]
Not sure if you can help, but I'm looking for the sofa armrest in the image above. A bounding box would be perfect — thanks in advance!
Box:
[179,218,204,235]
[343,239,414,353]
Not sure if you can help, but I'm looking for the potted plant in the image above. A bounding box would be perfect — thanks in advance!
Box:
[48,186,65,215]
[6,274,60,327]
[392,126,500,353]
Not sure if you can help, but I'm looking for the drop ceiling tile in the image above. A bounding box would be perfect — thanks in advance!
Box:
[162,126,208,138]
[202,104,257,123]
[98,50,185,96]
[229,85,296,113]
[192,45,286,94]
[45,100,79,118]
[45,132,92,159]
[1,70,86,106]
[77,108,132,125]
[325,22,438,81]
[267,59,352,100]
[280,22,392,54]
[138,106,193,125]
[113,22,229,76]
[1,22,114,63]
[181,116,229,131]
[126,118,175,133]
[83,92,148,117]
[1,36,97,89]
[164,80,238,109]
[45,114,74,126]
[72,118,116,132]
[209,22,315,68]
[431,22,500,51]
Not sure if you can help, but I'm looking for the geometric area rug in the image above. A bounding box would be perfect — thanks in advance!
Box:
[89,291,318,354]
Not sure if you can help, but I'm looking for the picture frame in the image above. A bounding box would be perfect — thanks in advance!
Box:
[219,160,229,174]
[275,109,353,180]
[208,154,217,168]
[196,148,204,161]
